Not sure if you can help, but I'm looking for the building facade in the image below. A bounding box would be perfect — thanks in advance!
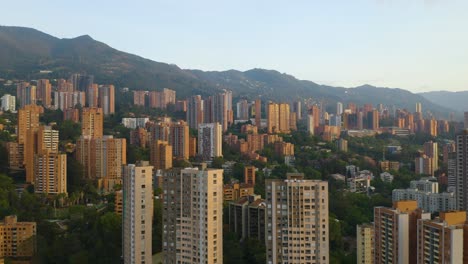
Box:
[162,168,224,264]
[266,174,329,264]
[122,162,154,264]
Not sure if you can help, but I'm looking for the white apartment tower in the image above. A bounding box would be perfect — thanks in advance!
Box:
[1,94,16,112]
[198,122,223,160]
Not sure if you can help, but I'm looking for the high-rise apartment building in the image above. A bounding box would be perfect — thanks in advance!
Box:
[417,211,468,264]
[456,130,468,210]
[36,79,52,108]
[336,102,343,115]
[267,102,279,134]
[307,114,314,135]
[423,141,438,172]
[17,104,42,145]
[1,94,16,112]
[53,91,86,110]
[63,108,80,122]
[448,151,457,192]
[86,84,99,107]
[7,142,23,169]
[130,127,148,148]
[244,166,256,185]
[266,173,329,264]
[16,82,36,108]
[75,135,126,191]
[70,74,94,91]
[198,123,222,160]
[415,155,434,176]
[267,103,290,134]
[392,178,456,213]
[122,162,153,264]
[356,224,374,264]
[229,195,265,242]
[81,107,103,138]
[148,121,189,160]
[150,140,173,170]
[34,149,67,195]
[98,85,115,115]
[426,119,438,137]
[162,168,224,264]
[236,99,249,120]
[292,100,302,120]
[0,215,36,259]
[254,99,261,127]
[465,112,468,129]
[169,121,190,160]
[374,200,430,264]
[24,125,59,183]
[415,102,422,113]
[133,90,146,106]
[148,88,176,109]
[210,90,233,132]
[186,95,204,129]
[367,110,379,130]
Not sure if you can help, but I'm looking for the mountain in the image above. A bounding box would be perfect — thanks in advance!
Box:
[420,91,468,112]
[0,26,458,118]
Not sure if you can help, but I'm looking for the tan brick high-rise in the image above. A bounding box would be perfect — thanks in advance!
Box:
[81,107,103,138]
[266,173,329,264]
[267,102,290,134]
[37,79,52,108]
[374,200,430,264]
[25,125,59,183]
[133,90,146,106]
[163,168,223,264]
[34,149,67,195]
[0,216,36,259]
[17,104,42,145]
[75,135,126,191]
[150,140,172,170]
[417,211,468,263]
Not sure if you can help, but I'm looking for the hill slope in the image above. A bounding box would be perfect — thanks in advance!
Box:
[420,91,468,112]
[0,26,457,118]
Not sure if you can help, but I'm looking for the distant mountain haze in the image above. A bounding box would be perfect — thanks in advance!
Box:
[0,26,459,119]
[419,91,468,112]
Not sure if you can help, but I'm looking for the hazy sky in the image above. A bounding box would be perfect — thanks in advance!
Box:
[1,0,467,92]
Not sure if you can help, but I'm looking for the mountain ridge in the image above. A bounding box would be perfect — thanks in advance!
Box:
[0,25,459,118]
[420,91,468,112]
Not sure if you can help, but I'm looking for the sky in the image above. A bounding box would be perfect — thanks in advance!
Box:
[1,0,467,93]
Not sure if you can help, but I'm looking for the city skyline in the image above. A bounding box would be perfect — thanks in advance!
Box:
[1,1,468,93]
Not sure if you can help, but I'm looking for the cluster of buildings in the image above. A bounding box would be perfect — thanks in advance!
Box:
[16,75,115,119]
[132,88,177,109]
[227,173,330,263]
[224,125,294,162]
[7,104,67,195]
[186,91,234,131]
[157,170,329,264]
[358,201,468,263]
[414,140,439,176]
[392,178,456,213]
